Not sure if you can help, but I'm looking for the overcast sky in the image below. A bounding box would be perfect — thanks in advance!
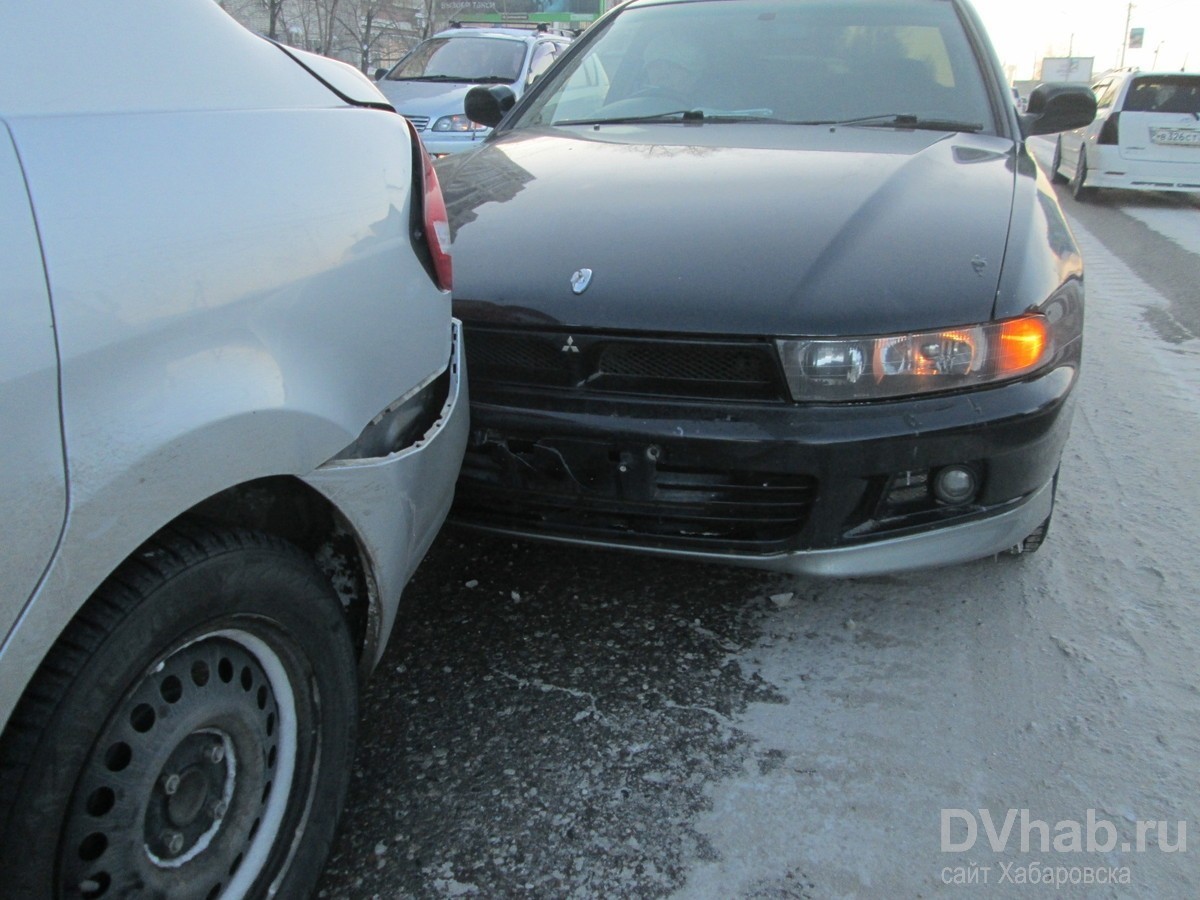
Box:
[971,0,1198,80]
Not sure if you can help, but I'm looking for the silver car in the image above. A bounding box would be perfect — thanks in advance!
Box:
[376,24,573,156]
[0,1,466,896]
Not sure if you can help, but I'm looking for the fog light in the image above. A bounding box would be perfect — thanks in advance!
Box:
[933,466,977,505]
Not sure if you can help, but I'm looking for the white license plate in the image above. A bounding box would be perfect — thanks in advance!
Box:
[1150,127,1200,147]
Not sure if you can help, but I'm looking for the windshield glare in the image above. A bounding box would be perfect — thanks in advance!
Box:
[519,0,995,131]
[388,36,526,83]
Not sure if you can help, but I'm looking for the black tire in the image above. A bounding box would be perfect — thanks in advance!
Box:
[0,523,358,900]
[1070,146,1094,200]
[1050,138,1068,184]
[1005,515,1051,556]
[1005,469,1058,557]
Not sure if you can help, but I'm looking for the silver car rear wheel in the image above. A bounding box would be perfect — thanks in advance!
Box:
[0,524,357,900]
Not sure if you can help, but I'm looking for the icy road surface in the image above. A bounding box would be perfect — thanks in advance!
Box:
[317,145,1200,899]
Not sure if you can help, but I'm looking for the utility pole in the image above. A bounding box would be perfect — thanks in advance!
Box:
[1119,1,1134,69]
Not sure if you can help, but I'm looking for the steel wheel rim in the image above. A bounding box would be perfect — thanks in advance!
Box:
[57,628,299,900]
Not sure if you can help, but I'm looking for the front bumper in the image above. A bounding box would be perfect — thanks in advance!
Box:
[419,130,491,157]
[463,478,1055,578]
[304,320,468,667]
[452,362,1077,576]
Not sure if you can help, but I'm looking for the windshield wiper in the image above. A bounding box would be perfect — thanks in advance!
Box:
[805,113,984,133]
[395,74,514,83]
[393,74,468,82]
[700,112,791,123]
[555,109,790,127]
[556,109,980,131]
[555,109,707,126]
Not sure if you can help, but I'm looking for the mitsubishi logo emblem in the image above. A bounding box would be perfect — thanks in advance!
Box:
[562,336,580,353]
[571,268,593,295]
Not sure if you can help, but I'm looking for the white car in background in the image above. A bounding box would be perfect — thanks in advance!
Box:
[1052,70,1200,199]
[0,1,465,897]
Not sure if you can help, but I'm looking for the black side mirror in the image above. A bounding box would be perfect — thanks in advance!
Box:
[1019,83,1097,137]
[465,85,518,129]
[374,67,388,81]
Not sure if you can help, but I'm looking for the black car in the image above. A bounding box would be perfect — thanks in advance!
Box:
[438,0,1096,576]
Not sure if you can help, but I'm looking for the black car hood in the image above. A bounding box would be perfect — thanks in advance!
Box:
[439,125,1018,336]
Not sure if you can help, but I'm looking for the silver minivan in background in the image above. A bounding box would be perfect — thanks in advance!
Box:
[0,1,466,896]
[375,23,574,156]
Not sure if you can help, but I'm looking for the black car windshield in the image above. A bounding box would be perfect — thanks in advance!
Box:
[518,0,995,133]
[386,36,526,84]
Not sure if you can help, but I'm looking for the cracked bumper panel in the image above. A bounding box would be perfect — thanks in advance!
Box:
[453,361,1077,576]
[304,320,467,668]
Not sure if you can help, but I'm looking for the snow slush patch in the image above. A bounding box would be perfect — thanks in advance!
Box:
[1121,204,1200,257]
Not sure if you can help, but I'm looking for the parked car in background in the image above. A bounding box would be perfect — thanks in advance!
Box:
[1052,70,1200,199]
[440,0,1095,577]
[375,23,574,155]
[0,1,465,897]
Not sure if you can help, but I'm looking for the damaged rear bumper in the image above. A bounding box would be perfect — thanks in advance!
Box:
[304,320,468,668]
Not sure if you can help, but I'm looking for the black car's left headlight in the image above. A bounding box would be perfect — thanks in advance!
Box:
[776,310,1073,403]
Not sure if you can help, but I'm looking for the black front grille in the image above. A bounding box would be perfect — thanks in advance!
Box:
[468,330,572,382]
[597,342,775,381]
[456,438,816,552]
[463,326,788,401]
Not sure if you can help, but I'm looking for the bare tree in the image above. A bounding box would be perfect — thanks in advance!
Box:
[415,0,442,41]
[263,0,287,39]
[220,0,430,64]
[336,0,417,72]
[312,0,342,55]
[274,0,344,55]
[216,0,288,40]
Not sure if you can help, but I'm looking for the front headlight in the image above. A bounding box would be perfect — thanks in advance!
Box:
[776,314,1057,402]
[430,114,489,133]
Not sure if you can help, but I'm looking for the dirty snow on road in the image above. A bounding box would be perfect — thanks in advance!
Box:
[677,212,1200,897]
[1121,205,1200,257]
[317,179,1200,900]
